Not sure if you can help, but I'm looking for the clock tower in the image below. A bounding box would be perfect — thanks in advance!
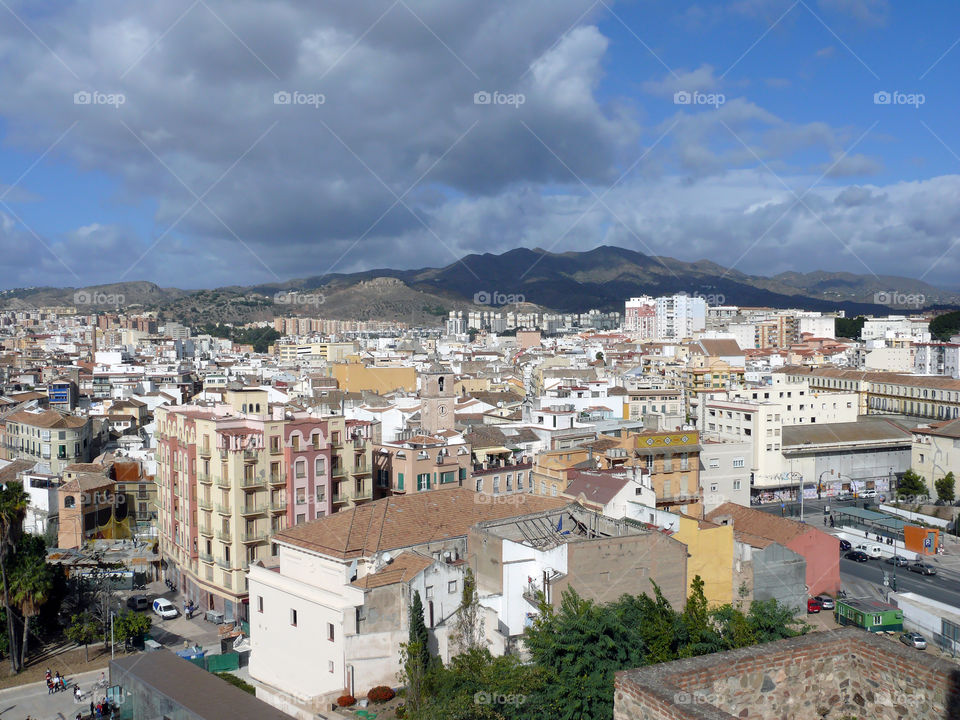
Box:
[420,360,454,435]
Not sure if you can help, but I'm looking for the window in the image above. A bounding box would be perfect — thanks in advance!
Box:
[295,460,306,479]
[290,609,298,627]
[296,487,306,504]
[257,596,263,613]
[551,485,557,496]
[328,623,335,641]
[448,580,457,593]
[493,476,500,494]
[329,661,335,673]
[398,472,404,491]
[476,477,483,492]
[708,458,720,469]
[315,457,326,476]
[540,480,546,494]
[296,513,305,524]
[316,486,325,502]
[517,471,524,490]
[733,458,744,468]
[506,473,512,491]
[425,586,433,599]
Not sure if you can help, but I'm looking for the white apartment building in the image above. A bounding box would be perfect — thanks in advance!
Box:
[702,377,858,494]
[915,342,960,378]
[624,297,656,338]
[699,439,752,513]
[655,294,706,341]
[798,313,836,339]
[861,316,931,343]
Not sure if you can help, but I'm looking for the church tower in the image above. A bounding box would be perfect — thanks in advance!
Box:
[420,360,454,435]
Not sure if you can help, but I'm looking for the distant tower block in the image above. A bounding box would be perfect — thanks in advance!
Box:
[420,360,454,434]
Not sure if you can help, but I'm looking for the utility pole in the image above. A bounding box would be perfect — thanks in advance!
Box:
[111,610,116,659]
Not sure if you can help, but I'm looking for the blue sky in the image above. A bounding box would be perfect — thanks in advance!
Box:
[0,0,957,290]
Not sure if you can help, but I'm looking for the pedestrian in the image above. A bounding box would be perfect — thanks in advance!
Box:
[46,678,53,695]
[60,675,67,692]
[54,671,61,692]
[74,684,81,702]
[823,516,827,526]
[90,699,95,716]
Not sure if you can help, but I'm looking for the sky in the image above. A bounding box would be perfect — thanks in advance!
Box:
[0,0,958,290]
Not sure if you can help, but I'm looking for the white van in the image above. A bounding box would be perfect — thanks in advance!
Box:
[855,544,882,559]
[153,598,179,619]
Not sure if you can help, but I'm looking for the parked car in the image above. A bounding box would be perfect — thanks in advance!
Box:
[855,544,882,559]
[807,598,822,614]
[839,539,852,551]
[909,562,937,576]
[885,555,910,567]
[845,550,870,562]
[815,595,835,610]
[153,598,179,619]
[900,632,927,649]
[861,490,877,498]
[126,595,149,611]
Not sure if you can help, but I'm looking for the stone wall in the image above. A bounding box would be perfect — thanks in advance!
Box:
[615,628,960,720]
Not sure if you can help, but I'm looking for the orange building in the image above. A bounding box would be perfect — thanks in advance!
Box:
[903,525,940,556]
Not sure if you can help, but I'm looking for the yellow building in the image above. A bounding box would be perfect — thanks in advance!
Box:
[330,360,417,393]
[673,515,735,607]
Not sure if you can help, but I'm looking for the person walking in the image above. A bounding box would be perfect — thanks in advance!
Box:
[60,674,67,692]
[90,699,95,716]
[74,684,82,702]
[46,677,53,695]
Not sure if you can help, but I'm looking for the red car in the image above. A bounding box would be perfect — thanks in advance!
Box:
[807,598,822,614]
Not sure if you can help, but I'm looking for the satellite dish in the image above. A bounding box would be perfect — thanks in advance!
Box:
[381,552,393,565]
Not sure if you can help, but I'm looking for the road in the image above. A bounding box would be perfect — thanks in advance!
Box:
[839,556,960,607]
[0,667,107,720]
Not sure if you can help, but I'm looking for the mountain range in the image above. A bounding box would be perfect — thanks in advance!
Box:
[2,246,955,326]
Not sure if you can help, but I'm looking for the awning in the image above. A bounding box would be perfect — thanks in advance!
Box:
[474,446,513,459]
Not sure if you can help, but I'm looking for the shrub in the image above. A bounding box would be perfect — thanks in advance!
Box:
[336,695,356,707]
[367,686,396,703]
[395,703,406,718]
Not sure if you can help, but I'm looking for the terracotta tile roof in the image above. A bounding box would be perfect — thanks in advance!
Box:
[60,472,114,493]
[563,471,630,506]
[113,461,142,483]
[7,409,88,429]
[706,502,811,547]
[275,487,567,560]
[0,459,36,484]
[350,551,434,589]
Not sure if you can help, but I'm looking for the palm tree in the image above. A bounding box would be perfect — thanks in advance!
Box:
[0,482,29,672]
[11,553,53,668]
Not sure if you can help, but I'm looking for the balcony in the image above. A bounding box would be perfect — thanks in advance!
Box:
[332,493,348,504]
[240,530,268,543]
[198,525,213,537]
[269,474,285,486]
[240,503,267,516]
[270,501,287,513]
[199,445,212,457]
[199,551,213,564]
[198,498,213,511]
[243,449,258,463]
[354,484,372,500]
[198,473,212,485]
[215,529,232,542]
[215,557,234,571]
[215,477,231,489]
[219,450,229,462]
[331,467,346,479]
[215,503,232,515]
[240,474,265,488]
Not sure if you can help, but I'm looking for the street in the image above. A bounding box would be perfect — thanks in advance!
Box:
[0,667,108,720]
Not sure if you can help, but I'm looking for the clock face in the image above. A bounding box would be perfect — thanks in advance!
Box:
[438,405,447,415]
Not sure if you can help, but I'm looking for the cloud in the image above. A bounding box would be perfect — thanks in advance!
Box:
[642,64,721,97]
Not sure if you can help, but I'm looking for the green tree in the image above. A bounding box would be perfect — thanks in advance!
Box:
[408,591,430,673]
[835,315,866,339]
[745,598,807,643]
[936,472,956,504]
[451,568,484,656]
[930,311,960,341]
[65,612,98,662]
[0,482,28,672]
[398,641,427,715]
[897,469,928,502]
[113,611,151,650]
[677,576,718,657]
[10,548,54,667]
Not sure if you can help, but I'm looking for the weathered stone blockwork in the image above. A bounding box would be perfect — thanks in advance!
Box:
[614,628,960,720]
